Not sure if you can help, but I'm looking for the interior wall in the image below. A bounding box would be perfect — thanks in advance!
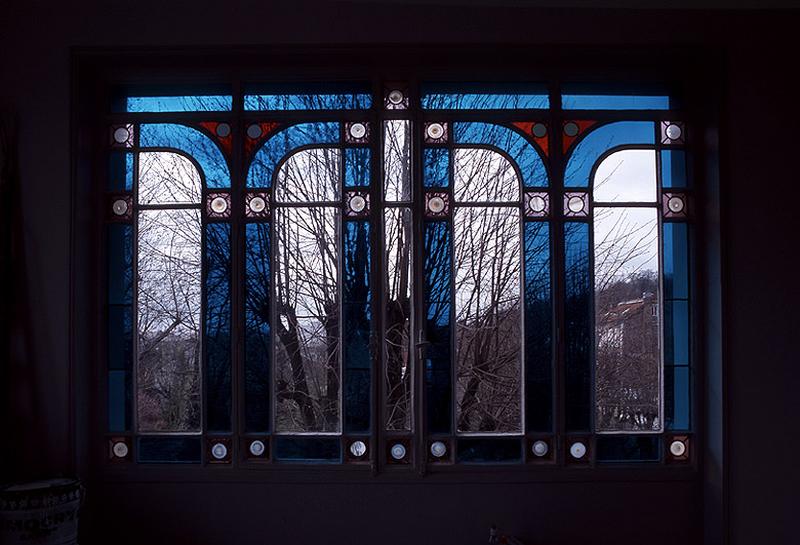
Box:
[2,3,798,544]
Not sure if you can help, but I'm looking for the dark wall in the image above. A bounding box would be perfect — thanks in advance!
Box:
[1,3,798,544]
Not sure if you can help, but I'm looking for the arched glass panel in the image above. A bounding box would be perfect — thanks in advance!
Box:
[452,146,523,434]
[138,152,202,205]
[275,147,341,203]
[139,123,231,188]
[246,122,339,188]
[273,147,342,434]
[454,206,522,433]
[593,149,662,433]
[453,122,548,188]
[564,121,655,188]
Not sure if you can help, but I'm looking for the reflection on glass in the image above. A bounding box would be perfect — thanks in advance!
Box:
[137,208,202,432]
[453,148,519,203]
[593,149,657,203]
[454,207,522,433]
[564,222,591,431]
[124,95,232,112]
[138,152,202,205]
[274,207,341,433]
[275,148,340,203]
[383,120,412,201]
[384,208,413,431]
[594,207,661,432]
[244,223,271,432]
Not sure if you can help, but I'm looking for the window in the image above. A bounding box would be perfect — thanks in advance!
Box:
[105,83,692,467]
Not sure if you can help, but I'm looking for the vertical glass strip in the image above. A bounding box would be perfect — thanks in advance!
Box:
[424,221,452,433]
[108,152,134,191]
[108,225,132,432]
[384,208,413,431]
[524,222,552,432]
[274,207,341,433]
[661,150,688,189]
[454,207,522,434]
[594,207,661,432]
[345,148,371,188]
[205,223,232,432]
[136,209,202,432]
[423,148,449,188]
[663,222,690,430]
[383,120,412,201]
[564,222,591,432]
[244,222,271,432]
[343,220,372,433]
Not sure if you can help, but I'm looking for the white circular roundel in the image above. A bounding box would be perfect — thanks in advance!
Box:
[249,196,266,213]
[528,195,547,214]
[113,127,130,144]
[567,195,585,214]
[349,195,367,213]
[211,196,228,214]
[249,440,266,457]
[112,198,129,216]
[670,440,687,457]
[428,196,446,214]
[349,123,367,139]
[668,196,685,214]
[569,441,587,459]
[211,443,228,460]
[112,441,129,458]
[387,90,404,105]
[531,440,549,457]
[665,123,683,141]
[426,123,444,140]
[430,441,447,458]
[349,440,368,458]
[390,443,407,460]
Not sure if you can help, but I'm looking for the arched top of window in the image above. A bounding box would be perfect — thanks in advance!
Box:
[453,147,520,203]
[453,122,548,188]
[274,147,341,203]
[139,123,230,189]
[564,121,655,188]
[137,151,202,205]
[247,122,340,189]
[593,149,657,204]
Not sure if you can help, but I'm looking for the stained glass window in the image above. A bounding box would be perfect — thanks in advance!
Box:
[105,82,692,466]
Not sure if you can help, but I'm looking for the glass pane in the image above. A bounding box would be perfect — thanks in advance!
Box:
[246,122,340,189]
[596,436,661,462]
[137,436,201,463]
[344,147,370,188]
[108,151,134,191]
[275,147,340,203]
[593,149,657,203]
[453,148,520,203]
[384,208,413,431]
[453,122,547,188]
[137,209,202,432]
[138,151,202,205]
[107,224,132,432]
[454,207,522,434]
[245,222,271,432]
[274,437,341,462]
[383,120,412,201]
[124,95,232,112]
[244,83,371,111]
[205,223,232,432]
[594,207,661,432]
[564,222,591,431]
[562,94,670,110]
[274,207,340,433]
[524,222,552,432]
[424,148,449,188]
[564,121,655,188]
[140,123,231,189]
[424,221,452,434]
[422,83,549,109]
[456,438,522,463]
[661,150,688,189]
[663,222,689,300]
[665,300,690,366]
[343,221,372,433]
[665,365,691,430]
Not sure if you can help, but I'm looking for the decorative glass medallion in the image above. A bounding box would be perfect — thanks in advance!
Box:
[430,440,447,458]
[524,191,550,218]
[563,192,589,218]
[206,192,231,219]
[424,122,448,144]
[345,121,370,143]
[245,192,269,219]
[249,439,266,457]
[661,121,685,145]
[385,88,409,110]
[569,441,587,459]
[349,440,368,458]
[110,195,133,220]
[531,440,549,457]
[425,191,449,218]
[345,190,370,217]
[663,192,688,219]
[110,124,134,147]
[215,122,232,138]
